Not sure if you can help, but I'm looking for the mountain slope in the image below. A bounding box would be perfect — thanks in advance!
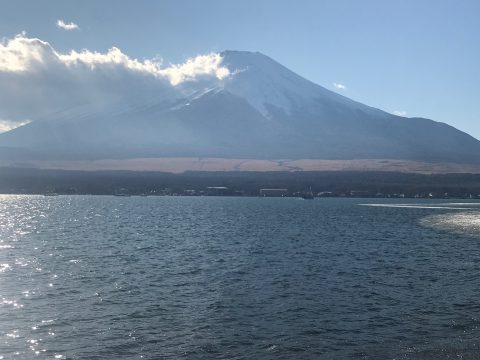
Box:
[1,50,479,164]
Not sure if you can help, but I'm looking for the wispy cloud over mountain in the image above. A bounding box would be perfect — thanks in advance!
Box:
[393,110,407,116]
[333,82,346,90]
[0,34,230,132]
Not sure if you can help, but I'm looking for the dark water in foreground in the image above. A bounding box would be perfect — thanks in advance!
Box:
[1,196,480,359]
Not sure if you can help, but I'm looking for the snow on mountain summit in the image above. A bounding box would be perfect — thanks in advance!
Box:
[217,50,318,115]
[216,50,367,117]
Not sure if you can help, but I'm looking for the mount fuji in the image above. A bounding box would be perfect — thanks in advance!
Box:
[1,50,480,166]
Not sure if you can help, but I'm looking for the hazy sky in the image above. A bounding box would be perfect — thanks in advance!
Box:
[1,0,479,138]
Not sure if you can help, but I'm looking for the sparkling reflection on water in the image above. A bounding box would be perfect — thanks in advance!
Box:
[421,211,480,235]
[0,195,480,359]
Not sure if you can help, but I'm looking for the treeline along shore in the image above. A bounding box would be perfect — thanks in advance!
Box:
[1,167,480,198]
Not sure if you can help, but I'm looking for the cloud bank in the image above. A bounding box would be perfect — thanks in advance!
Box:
[56,20,79,31]
[0,34,230,132]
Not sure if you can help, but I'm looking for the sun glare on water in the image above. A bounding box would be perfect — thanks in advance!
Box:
[420,211,480,236]
[360,202,480,236]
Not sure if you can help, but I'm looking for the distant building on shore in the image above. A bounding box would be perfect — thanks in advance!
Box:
[317,191,335,197]
[349,190,371,197]
[260,188,288,197]
[206,186,231,196]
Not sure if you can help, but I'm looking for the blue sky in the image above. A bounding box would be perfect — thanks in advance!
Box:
[1,0,479,138]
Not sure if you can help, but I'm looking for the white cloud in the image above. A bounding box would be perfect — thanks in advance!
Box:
[159,53,230,85]
[393,110,407,117]
[0,34,229,82]
[0,34,231,129]
[0,119,31,133]
[58,47,229,85]
[333,82,347,90]
[57,19,79,31]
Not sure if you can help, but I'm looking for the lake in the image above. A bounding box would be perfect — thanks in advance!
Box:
[1,195,480,359]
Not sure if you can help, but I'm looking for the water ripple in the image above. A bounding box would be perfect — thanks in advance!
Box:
[0,196,480,358]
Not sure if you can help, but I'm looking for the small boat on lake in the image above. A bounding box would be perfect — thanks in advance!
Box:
[300,188,314,199]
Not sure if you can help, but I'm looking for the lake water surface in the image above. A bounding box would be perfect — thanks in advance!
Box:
[1,196,480,359]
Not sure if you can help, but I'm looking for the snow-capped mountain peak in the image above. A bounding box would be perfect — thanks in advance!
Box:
[212,50,362,117]
[1,49,480,165]
[216,50,316,115]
